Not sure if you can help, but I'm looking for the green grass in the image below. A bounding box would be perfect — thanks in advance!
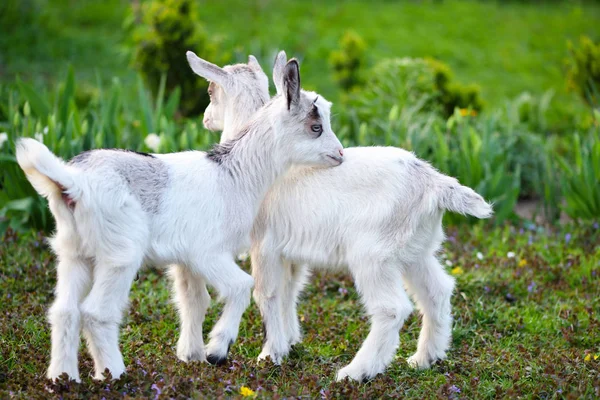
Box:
[1,223,598,398]
[200,0,600,106]
[2,0,599,110]
[0,0,132,90]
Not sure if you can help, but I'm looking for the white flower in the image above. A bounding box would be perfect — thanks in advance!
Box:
[144,133,160,152]
[445,260,453,267]
[476,252,483,260]
[237,252,249,262]
[43,126,49,135]
[507,252,516,258]
[0,132,7,148]
[34,132,43,143]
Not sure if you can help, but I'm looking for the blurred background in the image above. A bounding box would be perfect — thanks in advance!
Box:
[0,0,599,232]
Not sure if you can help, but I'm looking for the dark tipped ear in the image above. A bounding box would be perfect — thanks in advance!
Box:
[283,59,300,111]
[272,50,287,95]
[248,55,262,71]
[186,51,230,87]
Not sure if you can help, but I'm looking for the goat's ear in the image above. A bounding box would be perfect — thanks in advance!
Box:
[282,58,300,111]
[247,55,262,71]
[186,51,229,87]
[272,50,287,95]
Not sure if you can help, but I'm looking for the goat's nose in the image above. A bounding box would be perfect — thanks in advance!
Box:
[339,149,344,157]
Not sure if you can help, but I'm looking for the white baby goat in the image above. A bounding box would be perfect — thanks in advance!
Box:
[204,51,493,382]
[16,52,344,382]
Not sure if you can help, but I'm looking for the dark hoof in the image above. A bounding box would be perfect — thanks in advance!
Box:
[206,354,227,366]
[206,340,233,366]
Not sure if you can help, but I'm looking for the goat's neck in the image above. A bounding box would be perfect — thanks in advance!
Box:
[221,108,255,142]
[221,92,268,143]
[220,111,286,211]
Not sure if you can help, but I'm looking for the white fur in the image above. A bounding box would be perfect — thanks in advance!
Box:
[206,51,493,382]
[15,53,343,382]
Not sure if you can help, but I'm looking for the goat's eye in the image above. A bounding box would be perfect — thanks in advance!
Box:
[311,124,323,136]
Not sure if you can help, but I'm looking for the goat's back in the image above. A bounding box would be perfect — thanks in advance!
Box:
[253,147,444,268]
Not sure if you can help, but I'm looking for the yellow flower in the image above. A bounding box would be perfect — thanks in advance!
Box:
[518,259,527,267]
[240,386,257,397]
[458,108,478,117]
[595,354,599,360]
[451,266,464,275]
[584,353,591,362]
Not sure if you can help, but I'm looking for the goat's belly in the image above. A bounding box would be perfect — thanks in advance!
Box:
[280,239,348,271]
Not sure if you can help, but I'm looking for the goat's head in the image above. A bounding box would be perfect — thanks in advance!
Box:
[186,51,269,135]
[272,57,344,167]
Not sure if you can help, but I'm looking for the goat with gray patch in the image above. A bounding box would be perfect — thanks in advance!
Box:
[15,53,344,382]
[204,51,493,382]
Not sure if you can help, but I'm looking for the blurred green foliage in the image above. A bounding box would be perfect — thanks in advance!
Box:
[425,58,483,117]
[0,69,219,234]
[566,35,600,107]
[558,128,600,220]
[340,57,481,140]
[1,0,599,232]
[130,0,225,116]
[329,31,367,92]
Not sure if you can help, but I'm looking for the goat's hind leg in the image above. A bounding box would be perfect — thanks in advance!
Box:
[47,256,93,382]
[404,255,455,369]
[336,263,413,382]
[170,264,210,362]
[203,256,254,365]
[80,258,140,380]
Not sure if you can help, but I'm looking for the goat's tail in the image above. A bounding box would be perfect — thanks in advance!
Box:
[437,179,493,219]
[16,138,77,199]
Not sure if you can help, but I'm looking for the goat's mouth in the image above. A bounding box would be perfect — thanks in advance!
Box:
[203,118,221,132]
[326,154,344,166]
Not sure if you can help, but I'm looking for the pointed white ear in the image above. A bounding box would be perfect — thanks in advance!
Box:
[273,50,287,95]
[186,51,229,87]
[282,58,301,110]
[248,55,262,71]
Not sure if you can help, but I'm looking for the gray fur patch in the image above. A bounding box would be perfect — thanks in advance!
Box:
[206,126,250,165]
[69,149,169,214]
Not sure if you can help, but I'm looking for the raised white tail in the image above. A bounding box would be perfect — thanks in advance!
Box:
[438,182,493,219]
[16,138,76,199]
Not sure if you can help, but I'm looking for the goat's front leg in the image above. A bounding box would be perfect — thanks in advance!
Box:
[203,256,254,365]
[47,256,93,382]
[336,264,413,382]
[281,261,310,346]
[251,247,290,364]
[403,255,455,369]
[169,264,210,362]
[80,259,140,380]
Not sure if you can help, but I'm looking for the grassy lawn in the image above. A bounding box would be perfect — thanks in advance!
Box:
[1,223,598,398]
[200,0,600,107]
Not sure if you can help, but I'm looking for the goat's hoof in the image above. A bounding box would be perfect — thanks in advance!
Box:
[407,353,432,369]
[177,350,206,363]
[257,348,286,364]
[335,368,366,383]
[205,339,233,366]
[206,353,228,366]
[47,370,81,383]
[336,363,380,383]
[257,352,279,365]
